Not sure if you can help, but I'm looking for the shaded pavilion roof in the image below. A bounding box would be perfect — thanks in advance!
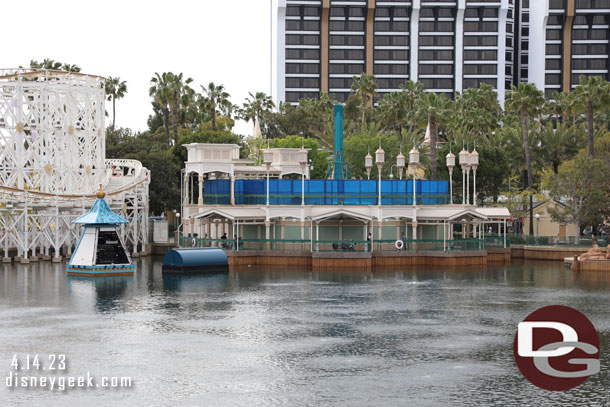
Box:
[73,198,128,225]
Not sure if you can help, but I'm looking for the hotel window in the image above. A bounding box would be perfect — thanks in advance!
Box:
[463,78,497,88]
[286,35,319,46]
[374,50,408,60]
[374,35,409,46]
[546,59,561,70]
[329,78,353,88]
[303,7,320,16]
[330,7,345,17]
[329,36,364,46]
[549,0,565,9]
[374,64,408,74]
[330,50,365,60]
[420,64,453,75]
[545,44,561,54]
[463,36,497,46]
[545,74,561,85]
[286,64,320,74]
[546,30,561,40]
[463,64,497,75]
[286,6,301,16]
[286,78,320,88]
[377,78,408,89]
[420,36,454,46]
[421,78,453,89]
[464,50,497,60]
[419,50,453,60]
[375,7,390,17]
[329,64,365,74]
[348,7,365,17]
[573,44,607,55]
[576,0,610,7]
[286,49,321,60]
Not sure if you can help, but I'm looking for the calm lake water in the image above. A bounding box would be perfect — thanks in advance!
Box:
[0,258,609,406]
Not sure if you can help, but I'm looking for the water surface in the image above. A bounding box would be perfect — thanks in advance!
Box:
[0,258,609,406]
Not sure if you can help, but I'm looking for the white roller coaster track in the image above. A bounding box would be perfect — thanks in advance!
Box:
[0,69,150,261]
[0,159,150,261]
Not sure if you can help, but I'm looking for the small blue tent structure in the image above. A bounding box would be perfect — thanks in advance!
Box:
[162,248,228,274]
[66,186,134,277]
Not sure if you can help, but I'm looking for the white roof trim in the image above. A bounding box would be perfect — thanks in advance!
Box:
[448,209,488,221]
[312,209,372,222]
[193,209,235,221]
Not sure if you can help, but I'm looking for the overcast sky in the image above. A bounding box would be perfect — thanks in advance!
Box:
[2,0,271,136]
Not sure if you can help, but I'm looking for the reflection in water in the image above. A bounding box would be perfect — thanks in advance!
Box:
[0,258,609,406]
[67,276,132,313]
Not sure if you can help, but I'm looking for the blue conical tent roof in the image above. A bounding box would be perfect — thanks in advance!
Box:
[73,197,129,225]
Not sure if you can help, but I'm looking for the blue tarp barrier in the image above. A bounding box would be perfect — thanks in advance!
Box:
[205,179,449,206]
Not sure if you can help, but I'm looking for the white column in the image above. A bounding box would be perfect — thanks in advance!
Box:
[273,0,287,105]
[454,0,466,94]
[316,222,319,252]
[443,220,447,251]
[466,167,470,205]
[198,174,204,206]
[412,221,418,240]
[528,0,549,91]
[473,168,477,206]
[497,0,509,104]
[409,0,421,82]
[230,175,235,205]
[185,173,190,205]
[503,219,507,248]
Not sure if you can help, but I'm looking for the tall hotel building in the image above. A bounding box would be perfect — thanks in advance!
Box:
[272,0,610,104]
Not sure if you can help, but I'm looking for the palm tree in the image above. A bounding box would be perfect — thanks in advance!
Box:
[416,92,452,180]
[104,76,127,129]
[167,73,194,145]
[61,63,81,73]
[458,84,502,140]
[201,82,231,131]
[149,72,173,146]
[378,91,407,133]
[505,83,545,235]
[571,75,610,156]
[242,92,275,137]
[30,59,81,72]
[350,73,378,127]
[539,123,585,173]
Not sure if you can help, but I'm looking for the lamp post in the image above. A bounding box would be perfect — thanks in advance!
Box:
[396,148,406,180]
[470,148,479,206]
[365,150,373,180]
[535,213,540,237]
[375,144,385,207]
[409,146,419,207]
[458,147,469,205]
[446,149,455,204]
[298,139,308,206]
[263,142,273,206]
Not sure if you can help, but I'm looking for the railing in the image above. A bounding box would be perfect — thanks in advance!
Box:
[179,236,508,252]
[203,193,450,206]
[510,235,608,247]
